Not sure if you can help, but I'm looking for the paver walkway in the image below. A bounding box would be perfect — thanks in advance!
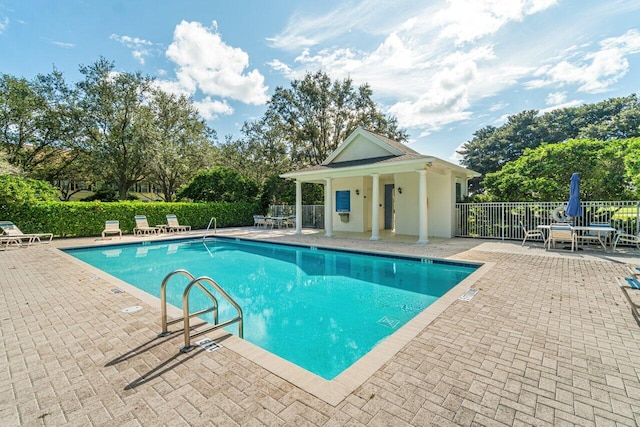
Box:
[2,229,640,426]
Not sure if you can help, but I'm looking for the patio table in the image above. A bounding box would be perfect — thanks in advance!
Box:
[537,224,617,252]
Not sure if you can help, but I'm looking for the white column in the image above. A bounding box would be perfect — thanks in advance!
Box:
[324,178,333,237]
[295,180,302,235]
[370,173,380,241]
[417,169,429,244]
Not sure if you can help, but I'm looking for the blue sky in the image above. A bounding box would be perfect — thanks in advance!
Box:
[1,0,640,163]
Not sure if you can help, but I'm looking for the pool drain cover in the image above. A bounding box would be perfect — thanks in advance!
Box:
[377,316,400,329]
[459,289,479,301]
[196,338,222,352]
[122,306,142,313]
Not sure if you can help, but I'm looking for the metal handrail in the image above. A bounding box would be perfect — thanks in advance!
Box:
[158,269,219,337]
[203,217,216,240]
[180,276,243,353]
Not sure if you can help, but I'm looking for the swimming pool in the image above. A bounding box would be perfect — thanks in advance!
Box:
[66,237,478,380]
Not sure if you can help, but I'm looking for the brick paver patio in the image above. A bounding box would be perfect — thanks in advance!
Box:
[2,228,640,426]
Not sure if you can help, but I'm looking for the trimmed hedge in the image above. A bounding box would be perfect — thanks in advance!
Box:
[1,200,260,237]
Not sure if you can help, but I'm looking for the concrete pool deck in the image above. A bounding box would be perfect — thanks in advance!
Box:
[2,227,640,425]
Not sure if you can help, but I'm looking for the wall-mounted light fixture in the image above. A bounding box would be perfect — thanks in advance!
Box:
[355,189,360,195]
[397,187,403,194]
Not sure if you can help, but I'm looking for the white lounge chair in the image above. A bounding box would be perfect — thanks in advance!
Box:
[166,214,191,233]
[0,235,22,250]
[613,230,640,251]
[102,220,122,239]
[133,215,159,236]
[0,220,53,245]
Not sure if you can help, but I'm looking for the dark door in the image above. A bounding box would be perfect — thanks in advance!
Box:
[384,184,394,229]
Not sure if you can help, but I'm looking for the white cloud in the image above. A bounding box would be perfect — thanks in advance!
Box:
[267,0,399,50]
[165,21,269,105]
[268,0,557,135]
[0,17,8,34]
[526,29,640,93]
[266,59,292,74]
[51,40,75,48]
[489,101,508,112]
[110,34,154,65]
[545,91,566,105]
[193,97,234,120]
[435,0,558,45]
[539,99,584,114]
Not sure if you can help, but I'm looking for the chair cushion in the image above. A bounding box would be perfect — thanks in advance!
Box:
[625,277,640,290]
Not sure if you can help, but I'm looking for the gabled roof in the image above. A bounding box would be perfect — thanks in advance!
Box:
[280,127,480,181]
[322,127,419,165]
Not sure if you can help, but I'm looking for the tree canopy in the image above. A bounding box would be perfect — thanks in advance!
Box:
[458,94,640,194]
[482,138,639,201]
[177,166,259,203]
[0,71,79,180]
[247,70,408,169]
[0,58,218,201]
[145,89,217,201]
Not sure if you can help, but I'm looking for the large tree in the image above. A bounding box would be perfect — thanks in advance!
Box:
[177,166,259,203]
[0,71,80,181]
[263,70,408,167]
[482,138,637,201]
[146,89,217,201]
[216,115,292,185]
[459,94,640,194]
[75,58,155,200]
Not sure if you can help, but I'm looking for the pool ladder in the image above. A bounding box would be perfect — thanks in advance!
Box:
[159,269,243,353]
[203,217,216,240]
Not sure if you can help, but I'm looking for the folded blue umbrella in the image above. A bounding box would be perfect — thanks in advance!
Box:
[566,173,582,217]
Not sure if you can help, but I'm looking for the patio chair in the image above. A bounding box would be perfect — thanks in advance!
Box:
[133,215,159,236]
[613,230,640,252]
[546,223,576,252]
[519,221,545,246]
[101,220,122,239]
[284,216,295,228]
[0,220,53,245]
[166,214,191,233]
[253,215,266,228]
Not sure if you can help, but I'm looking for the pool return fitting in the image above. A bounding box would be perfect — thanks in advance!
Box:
[159,269,243,353]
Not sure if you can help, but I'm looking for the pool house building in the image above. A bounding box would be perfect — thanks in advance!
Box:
[281,127,480,243]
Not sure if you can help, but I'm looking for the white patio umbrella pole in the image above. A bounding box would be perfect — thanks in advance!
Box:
[295,180,302,235]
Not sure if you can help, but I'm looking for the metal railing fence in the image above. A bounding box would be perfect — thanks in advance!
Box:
[268,204,324,229]
[456,201,640,240]
[271,201,640,241]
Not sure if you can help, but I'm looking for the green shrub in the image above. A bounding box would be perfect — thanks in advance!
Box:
[0,174,59,204]
[0,200,259,237]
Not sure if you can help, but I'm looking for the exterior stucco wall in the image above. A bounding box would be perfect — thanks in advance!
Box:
[393,172,419,236]
[426,171,454,238]
[330,177,366,232]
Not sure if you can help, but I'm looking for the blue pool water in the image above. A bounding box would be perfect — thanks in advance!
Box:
[66,237,477,379]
